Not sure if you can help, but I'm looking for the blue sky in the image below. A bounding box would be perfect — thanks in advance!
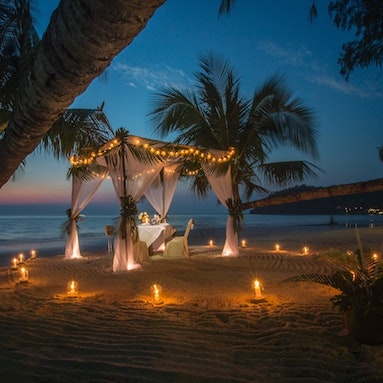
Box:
[0,0,382,213]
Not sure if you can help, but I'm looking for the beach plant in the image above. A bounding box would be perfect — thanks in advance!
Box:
[285,229,383,344]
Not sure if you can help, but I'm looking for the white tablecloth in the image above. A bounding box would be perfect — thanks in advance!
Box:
[138,223,176,252]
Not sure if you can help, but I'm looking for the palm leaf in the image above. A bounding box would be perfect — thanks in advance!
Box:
[260,160,320,187]
[38,108,114,160]
[285,270,355,293]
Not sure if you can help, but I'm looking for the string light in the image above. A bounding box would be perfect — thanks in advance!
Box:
[70,134,235,169]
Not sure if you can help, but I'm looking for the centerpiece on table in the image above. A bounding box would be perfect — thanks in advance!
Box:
[151,214,161,225]
[138,212,150,224]
[284,231,383,345]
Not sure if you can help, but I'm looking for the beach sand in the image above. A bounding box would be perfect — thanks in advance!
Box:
[1,225,383,382]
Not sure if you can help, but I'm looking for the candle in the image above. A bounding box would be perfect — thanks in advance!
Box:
[253,279,264,301]
[372,253,378,261]
[209,240,214,247]
[11,258,18,270]
[18,253,25,264]
[275,243,280,252]
[67,280,79,297]
[30,250,37,259]
[302,246,309,255]
[241,240,246,248]
[151,284,163,305]
[19,267,28,283]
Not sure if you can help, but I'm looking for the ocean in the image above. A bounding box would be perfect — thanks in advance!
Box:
[1,206,382,266]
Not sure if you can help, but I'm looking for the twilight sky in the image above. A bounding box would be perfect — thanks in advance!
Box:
[0,0,382,212]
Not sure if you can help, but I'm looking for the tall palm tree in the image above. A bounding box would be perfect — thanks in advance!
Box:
[150,53,320,210]
[0,0,166,188]
[0,0,115,175]
[1,0,381,208]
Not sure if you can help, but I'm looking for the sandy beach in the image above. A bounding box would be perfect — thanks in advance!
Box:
[1,224,383,382]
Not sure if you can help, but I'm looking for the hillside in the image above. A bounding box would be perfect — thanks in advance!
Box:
[249,185,383,215]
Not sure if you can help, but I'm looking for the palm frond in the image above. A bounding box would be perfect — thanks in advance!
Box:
[66,163,107,181]
[38,109,114,160]
[309,1,318,23]
[285,270,354,293]
[218,0,236,16]
[260,160,321,187]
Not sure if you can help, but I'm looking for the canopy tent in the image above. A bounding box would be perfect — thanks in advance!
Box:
[67,128,239,271]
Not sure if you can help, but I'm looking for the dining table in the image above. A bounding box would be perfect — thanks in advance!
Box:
[138,223,176,253]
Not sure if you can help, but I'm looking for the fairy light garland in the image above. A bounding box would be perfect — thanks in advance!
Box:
[70,136,235,168]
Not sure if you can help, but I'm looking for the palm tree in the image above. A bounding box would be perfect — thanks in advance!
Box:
[0,0,166,188]
[0,1,117,175]
[149,53,320,213]
[1,0,382,210]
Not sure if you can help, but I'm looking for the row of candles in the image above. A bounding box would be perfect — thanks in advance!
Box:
[10,250,37,283]
[208,239,310,255]
[65,280,264,303]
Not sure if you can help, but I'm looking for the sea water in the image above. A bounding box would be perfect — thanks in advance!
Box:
[1,206,381,266]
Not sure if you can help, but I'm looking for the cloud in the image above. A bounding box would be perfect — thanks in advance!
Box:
[112,62,193,91]
[257,40,381,98]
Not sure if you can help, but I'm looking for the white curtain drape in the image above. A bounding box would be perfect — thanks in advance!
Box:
[102,146,163,271]
[202,164,238,256]
[65,172,106,260]
[144,164,180,220]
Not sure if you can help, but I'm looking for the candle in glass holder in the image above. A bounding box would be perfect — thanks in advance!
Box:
[19,267,28,283]
[67,280,79,298]
[151,283,163,305]
[18,253,25,264]
[252,279,264,301]
[11,257,18,270]
[30,249,37,259]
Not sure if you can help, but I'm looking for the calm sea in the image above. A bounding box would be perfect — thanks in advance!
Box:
[1,207,381,266]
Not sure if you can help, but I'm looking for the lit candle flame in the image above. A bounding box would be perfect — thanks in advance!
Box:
[152,283,162,304]
[19,267,28,282]
[18,253,25,263]
[302,246,309,255]
[253,279,264,299]
[275,243,280,251]
[67,280,78,297]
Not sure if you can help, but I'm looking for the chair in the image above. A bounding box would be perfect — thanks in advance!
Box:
[163,219,194,257]
[133,239,149,263]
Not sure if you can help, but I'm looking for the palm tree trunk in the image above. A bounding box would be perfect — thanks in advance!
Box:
[0,0,165,188]
[242,177,383,210]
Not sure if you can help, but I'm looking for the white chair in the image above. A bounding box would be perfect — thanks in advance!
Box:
[163,219,194,257]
